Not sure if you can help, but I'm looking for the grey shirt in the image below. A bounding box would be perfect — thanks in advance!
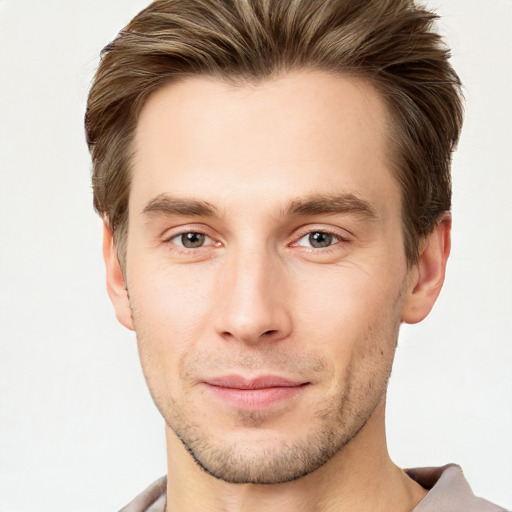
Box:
[119,464,507,512]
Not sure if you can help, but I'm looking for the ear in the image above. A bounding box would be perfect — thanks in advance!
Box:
[103,220,134,330]
[401,213,451,324]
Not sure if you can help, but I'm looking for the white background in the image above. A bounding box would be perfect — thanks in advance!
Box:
[0,1,511,510]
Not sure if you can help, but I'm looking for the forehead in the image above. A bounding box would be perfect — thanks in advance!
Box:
[131,71,398,216]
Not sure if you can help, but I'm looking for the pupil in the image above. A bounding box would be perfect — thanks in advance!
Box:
[182,232,205,248]
[309,232,332,248]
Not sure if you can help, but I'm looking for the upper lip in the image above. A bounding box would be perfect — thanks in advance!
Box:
[204,375,308,389]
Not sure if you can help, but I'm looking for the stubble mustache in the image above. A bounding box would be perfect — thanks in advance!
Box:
[179,345,329,383]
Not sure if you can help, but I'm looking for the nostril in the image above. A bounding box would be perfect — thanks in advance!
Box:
[263,330,277,336]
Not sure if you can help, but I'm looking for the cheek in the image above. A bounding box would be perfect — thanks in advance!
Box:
[129,258,215,331]
[291,262,404,374]
[293,261,402,330]
[127,261,218,388]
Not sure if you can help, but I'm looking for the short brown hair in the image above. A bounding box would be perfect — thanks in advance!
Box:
[85,0,464,265]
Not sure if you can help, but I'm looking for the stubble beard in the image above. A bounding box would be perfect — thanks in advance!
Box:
[131,285,403,485]
[137,339,396,485]
[165,378,381,485]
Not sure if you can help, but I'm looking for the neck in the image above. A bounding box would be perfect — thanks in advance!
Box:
[165,400,426,512]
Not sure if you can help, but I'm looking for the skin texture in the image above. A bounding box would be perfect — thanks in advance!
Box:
[104,71,450,512]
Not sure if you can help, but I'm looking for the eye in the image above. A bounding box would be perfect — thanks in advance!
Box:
[170,231,212,249]
[296,231,341,249]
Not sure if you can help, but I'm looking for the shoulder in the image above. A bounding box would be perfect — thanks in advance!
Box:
[406,464,508,512]
[117,476,167,512]
[116,466,510,512]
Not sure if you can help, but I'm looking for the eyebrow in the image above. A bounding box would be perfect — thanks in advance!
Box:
[142,194,219,218]
[285,193,377,220]
[141,192,377,221]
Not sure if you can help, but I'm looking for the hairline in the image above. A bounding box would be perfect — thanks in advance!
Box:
[113,67,424,269]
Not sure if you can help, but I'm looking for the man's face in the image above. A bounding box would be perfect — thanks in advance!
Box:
[116,72,419,483]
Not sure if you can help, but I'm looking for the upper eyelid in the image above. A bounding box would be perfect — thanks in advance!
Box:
[297,230,342,241]
[288,224,355,253]
[167,228,209,238]
[292,232,344,249]
[292,225,353,241]
[164,231,219,254]
[168,231,216,248]
[169,231,211,241]
[159,224,352,246]
[158,227,216,253]
[162,224,214,239]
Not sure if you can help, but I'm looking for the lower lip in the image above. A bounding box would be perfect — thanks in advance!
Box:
[204,384,308,410]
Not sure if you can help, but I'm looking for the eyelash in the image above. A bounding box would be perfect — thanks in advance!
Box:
[164,229,218,253]
[291,228,349,251]
[162,227,350,254]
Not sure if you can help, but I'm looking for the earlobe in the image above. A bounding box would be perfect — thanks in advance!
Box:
[401,213,451,324]
[103,221,134,331]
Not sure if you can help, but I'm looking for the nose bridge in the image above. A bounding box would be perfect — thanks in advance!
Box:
[215,243,290,344]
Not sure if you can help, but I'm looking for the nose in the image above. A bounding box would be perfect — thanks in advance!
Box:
[214,247,292,345]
